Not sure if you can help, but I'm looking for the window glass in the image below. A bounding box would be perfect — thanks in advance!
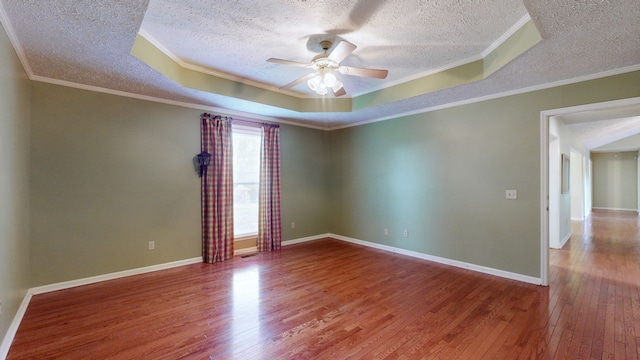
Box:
[232,127,261,237]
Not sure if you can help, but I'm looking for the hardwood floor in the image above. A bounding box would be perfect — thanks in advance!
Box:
[8,210,640,359]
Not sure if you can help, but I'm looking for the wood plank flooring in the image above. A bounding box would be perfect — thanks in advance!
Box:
[8,210,640,359]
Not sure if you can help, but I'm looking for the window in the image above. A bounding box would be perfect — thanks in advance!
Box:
[232,126,261,238]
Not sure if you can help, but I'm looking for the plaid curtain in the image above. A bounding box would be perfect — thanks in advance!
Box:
[201,113,234,263]
[257,124,282,252]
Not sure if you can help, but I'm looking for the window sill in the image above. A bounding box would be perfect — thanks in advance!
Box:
[234,234,257,242]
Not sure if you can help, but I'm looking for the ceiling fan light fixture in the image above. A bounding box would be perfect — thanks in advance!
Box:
[331,79,343,93]
[317,82,328,95]
[323,72,338,88]
[307,68,340,96]
[307,73,321,92]
[269,40,387,97]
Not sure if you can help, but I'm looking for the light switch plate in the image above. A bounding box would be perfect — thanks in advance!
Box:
[506,190,518,200]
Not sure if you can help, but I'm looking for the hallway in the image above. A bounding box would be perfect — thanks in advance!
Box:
[548,210,640,359]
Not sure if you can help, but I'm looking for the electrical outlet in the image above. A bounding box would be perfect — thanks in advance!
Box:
[291,222,296,229]
[403,229,409,238]
[506,190,518,200]
[384,228,389,236]
[148,241,155,251]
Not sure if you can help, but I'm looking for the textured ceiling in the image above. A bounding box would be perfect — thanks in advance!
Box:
[0,0,639,137]
[559,104,640,151]
[139,0,526,95]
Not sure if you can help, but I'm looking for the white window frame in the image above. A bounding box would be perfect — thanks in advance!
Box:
[232,125,262,240]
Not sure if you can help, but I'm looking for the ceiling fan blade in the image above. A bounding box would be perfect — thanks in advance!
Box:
[340,66,388,79]
[332,86,347,97]
[328,41,357,63]
[267,58,309,68]
[280,72,317,89]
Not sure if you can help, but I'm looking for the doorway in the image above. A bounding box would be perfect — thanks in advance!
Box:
[540,96,640,286]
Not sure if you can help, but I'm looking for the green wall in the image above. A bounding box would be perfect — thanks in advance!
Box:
[328,71,640,278]
[2,26,639,349]
[280,125,330,239]
[29,83,202,285]
[592,151,638,211]
[26,71,640,285]
[329,96,541,276]
[0,22,30,353]
[28,83,331,286]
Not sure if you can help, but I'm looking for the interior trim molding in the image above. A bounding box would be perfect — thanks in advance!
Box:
[0,291,31,360]
[2,2,638,132]
[29,65,640,133]
[282,234,331,246]
[0,257,202,359]
[561,231,572,248]
[30,257,202,295]
[28,75,327,131]
[1,232,543,357]
[329,66,640,131]
[283,233,541,285]
[542,96,640,117]
[328,234,542,285]
[132,14,542,113]
[0,1,33,77]
[540,96,640,286]
[539,107,550,286]
[592,207,639,213]
[234,246,258,256]
[552,231,573,250]
[138,29,308,99]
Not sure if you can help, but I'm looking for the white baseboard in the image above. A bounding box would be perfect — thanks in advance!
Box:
[236,233,329,254]
[0,257,202,360]
[0,236,328,358]
[1,232,544,358]
[551,231,572,249]
[282,233,331,246]
[30,257,202,295]
[592,207,638,213]
[328,234,542,285]
[0,291,32,360]
[559,231,572,249]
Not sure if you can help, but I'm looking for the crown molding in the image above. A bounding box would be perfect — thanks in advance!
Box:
[30,75,327,130]
[3,1,637,132]
[350,13,534,98]
[138,30,310,99]
[30,65,640,133]
[328,65,640,131]
[0,2,34,77]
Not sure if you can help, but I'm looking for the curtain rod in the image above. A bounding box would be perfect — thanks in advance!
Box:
[233,118,273,127]
[201,113,279,128]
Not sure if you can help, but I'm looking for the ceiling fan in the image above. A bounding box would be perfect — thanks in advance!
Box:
[267,40,388,97]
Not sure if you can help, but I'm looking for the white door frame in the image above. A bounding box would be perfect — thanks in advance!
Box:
[548,136,560,249]
[539,96,640,286]
[540,111,550,286]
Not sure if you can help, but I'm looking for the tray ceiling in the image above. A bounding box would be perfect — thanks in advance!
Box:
[0,0,638,131]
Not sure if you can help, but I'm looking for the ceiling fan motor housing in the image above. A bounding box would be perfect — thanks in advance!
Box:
[319,40,333,52]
